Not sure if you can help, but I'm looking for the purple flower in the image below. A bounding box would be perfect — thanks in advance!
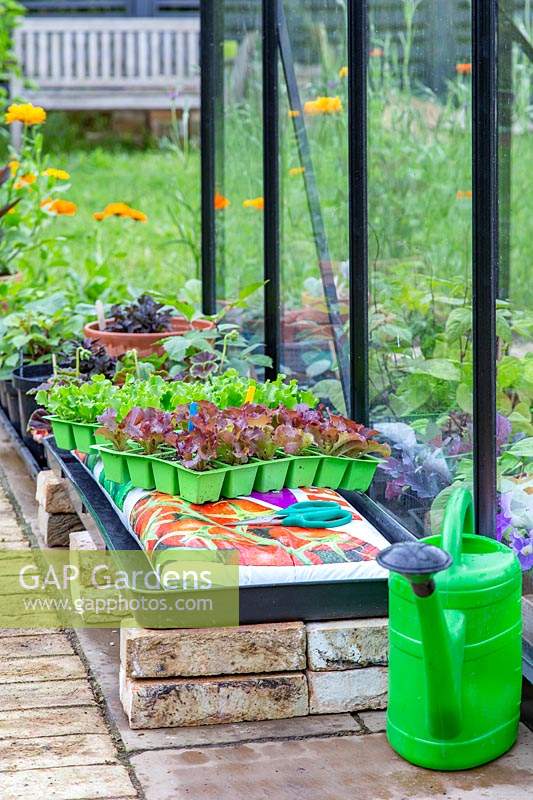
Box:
[509,532,533,571]
[496,414,512,452]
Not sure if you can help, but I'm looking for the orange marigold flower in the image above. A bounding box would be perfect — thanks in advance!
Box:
[42,168,70,180]
[93,202,147,222]
[456,190,472,200]
[369,47,384,58]
[243,197,264,210]
[304,96,343,115]
[8,160,19,176]
[41,198,77,215]
[5,103,47,126]
[288,109,300,118]
[14,173,37,189]
[338,66,348,78]
[456,63,472,75]
[214,192,230,210]
[288,166,305,177]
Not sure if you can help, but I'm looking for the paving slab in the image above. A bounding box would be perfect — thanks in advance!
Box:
[130,725,533,800]
[0,678,96,711]
[0,733,117,771]
[0,705,107,739]
[0,653,86,683]
[0,632,74,659]
[0,764,137,800]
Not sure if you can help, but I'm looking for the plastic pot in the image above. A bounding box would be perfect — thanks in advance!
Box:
[12,363,52,433]
[72,421,106,454]
[83,317,215,358]
[5,380,21,433]
[219,461,259,498]
[313,455,349,490]
[125,450,156,490]
[338,456,381,492]
[285,453,322,489]
[253,456,292,493]
[92,444,130,484]
[176,464,228,504]
[152,457,180,496]
[0,380,8,412]
[47,416,76,451]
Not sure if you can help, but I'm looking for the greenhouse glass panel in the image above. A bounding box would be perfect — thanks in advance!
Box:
[279,0,350,405]
[213,1,265,345]
[496,2,533,571]
[366,0,474,535]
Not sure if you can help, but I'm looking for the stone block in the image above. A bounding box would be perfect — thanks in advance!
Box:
[38,505,84,547]
[307,667,388,714]
[120,669,309,729]
[121,621,306,679]
[306,619,388,671]
[69,530,105,551]
[358,710,387,733]
[36,471,76,514]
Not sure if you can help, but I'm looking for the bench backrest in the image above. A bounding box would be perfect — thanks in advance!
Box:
[14,16,200,88]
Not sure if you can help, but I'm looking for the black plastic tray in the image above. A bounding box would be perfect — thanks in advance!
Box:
[44,439,416,625]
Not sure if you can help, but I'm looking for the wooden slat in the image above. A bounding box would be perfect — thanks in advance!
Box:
[162,29,172,77]
[75,31,85,80]
[138,29,148,80]
[87,30,99,80]
[125,30,136,78]
[37,31,48,80]
[113,30,123,78]
[63,30,73,81]
[101,31,111,80]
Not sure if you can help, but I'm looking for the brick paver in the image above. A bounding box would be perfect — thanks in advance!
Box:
[0,482,139,800]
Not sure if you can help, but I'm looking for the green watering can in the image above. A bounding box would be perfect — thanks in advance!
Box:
[376,486,522,770]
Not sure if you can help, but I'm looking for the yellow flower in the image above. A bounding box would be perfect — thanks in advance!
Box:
[338,66,348,78]
[243,197,264,210]
[14,173,37,189]
[93,202,147,222]
[41,198,77,215]
[456,190,472,200]
[5,103,47,126]
[289,166,305,177]
[42,168,70,180]
[304,96,343,115]
[288,109,300,118]
[8,160,19,176]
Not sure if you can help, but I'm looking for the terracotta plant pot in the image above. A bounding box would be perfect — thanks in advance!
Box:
[82,316,215,358]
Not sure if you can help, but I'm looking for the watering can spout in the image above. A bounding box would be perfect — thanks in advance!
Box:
[377,487,474,740]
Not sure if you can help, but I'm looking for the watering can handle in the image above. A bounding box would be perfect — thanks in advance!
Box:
[441,486,475,565]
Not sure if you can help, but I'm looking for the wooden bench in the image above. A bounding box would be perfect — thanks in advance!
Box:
[10,15,200,113]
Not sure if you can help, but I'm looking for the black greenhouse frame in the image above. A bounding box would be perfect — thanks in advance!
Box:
[200,0,500,540]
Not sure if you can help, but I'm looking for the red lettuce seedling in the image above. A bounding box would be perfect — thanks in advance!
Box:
[121,407,175,454]
[309,412,391,458]
[273,424,314,456]
[96,408,129,451]
[175,429,218,471]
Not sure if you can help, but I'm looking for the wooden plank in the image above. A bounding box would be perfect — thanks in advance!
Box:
[114,30,123,79]
[138,29,148,80]
[0,733,117,772]
[0,633,74,660]
[0,679,95,712]
[0,655,86,684]
[50,31,61,81]
[0,764,136,800]
[0,705,106,740]
[162,30,172,77]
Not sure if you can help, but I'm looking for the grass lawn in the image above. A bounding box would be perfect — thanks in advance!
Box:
[48,148,201,296]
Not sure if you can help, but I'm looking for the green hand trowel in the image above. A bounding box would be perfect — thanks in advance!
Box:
[377,486,522,770]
